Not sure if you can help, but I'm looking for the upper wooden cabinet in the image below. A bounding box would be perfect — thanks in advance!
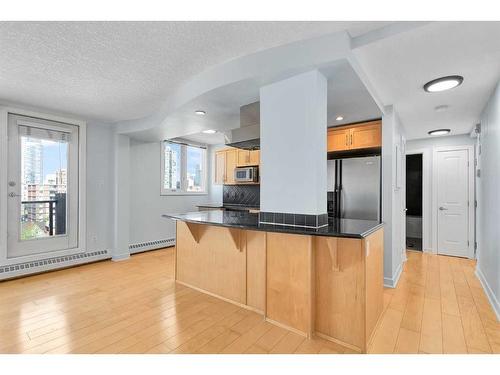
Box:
[214,150,226,185]
[215,147,260,185]
[327,120,381,152]
[237,149,260,167]
[225,149,237,185]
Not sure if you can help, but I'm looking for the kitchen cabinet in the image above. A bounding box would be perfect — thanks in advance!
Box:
[214,150,226,185]
[237,149,260,167]
[327,120,381,152]
[225,148,237,184]
[214,148,238,185]
[350,122,382,150]
[327,128,351,152]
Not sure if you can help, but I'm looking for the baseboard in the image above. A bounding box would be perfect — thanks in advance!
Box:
[0,250,110,280]
[384,262,403,288]
[129,238,175,254]
[475,266,500,322]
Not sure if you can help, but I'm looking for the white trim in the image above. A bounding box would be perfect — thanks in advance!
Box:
[384,262,403,288]
[112,253,130,262]
[432,145,475,259]
[475,267,500,322]
[405,148,430,252]
[0,106,86,266]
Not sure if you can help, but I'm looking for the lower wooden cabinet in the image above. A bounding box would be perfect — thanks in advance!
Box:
[174,221,383,352]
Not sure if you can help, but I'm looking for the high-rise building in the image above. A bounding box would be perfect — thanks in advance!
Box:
[164,146,180,189]
[21,137,43,187]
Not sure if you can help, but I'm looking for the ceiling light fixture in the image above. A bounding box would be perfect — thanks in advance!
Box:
[335,116,344,121]
[428,129,451,136]
[202,129,216,134]
[194,110,206,116]
[423,75,463,93]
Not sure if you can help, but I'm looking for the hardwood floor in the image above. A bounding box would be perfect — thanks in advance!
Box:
[0,248,498,354]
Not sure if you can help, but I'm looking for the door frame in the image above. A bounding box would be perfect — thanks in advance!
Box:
[405,148,430,253]
[432,145,475,259]
[0,106,87,266]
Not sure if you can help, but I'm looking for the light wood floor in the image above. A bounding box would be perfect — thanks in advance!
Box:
[0,248,498,354]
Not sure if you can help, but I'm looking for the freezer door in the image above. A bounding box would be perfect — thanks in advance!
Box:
[340,156,381,220]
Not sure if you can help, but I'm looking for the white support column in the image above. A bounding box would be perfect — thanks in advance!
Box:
[112,133,131,261]
[259,70,327,225]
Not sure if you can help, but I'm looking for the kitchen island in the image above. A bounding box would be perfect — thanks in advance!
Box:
[163,210,384,353]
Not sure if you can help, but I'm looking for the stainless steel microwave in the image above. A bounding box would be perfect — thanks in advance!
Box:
[234,166,259,183]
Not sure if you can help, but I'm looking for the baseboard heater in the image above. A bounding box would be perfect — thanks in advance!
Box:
[129,238,175,254]
[0,250,109,280]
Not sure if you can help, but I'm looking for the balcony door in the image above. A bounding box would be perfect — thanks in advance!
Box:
[7,114,79,258]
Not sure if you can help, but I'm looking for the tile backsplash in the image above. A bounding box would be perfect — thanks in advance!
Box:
[223,185,260,207]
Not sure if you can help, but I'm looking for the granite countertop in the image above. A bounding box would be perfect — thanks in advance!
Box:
[196,203,260,210]
[163,211,383,239]
[196,203,224,208]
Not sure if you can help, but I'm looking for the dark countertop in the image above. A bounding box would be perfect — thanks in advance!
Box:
[196,203,260,210]
[163,211,383,239]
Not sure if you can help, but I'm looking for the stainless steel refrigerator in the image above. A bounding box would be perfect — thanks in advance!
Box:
[328,156,381,221]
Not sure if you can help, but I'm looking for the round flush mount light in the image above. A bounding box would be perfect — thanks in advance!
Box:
[194,110,206,116]
[202,129,216,134]
[428,129,451,136]
[423,75,463,93]
[335,116,344,121]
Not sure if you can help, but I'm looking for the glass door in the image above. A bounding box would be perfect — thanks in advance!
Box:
[7,114,79,258]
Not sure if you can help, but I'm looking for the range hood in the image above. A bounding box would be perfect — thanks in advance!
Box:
[224,102,260,150]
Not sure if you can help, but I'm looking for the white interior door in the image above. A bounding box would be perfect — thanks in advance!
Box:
[7,114,79,258]
[436,149,469,257]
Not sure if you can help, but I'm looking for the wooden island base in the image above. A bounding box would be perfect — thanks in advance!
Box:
[175,221,384,353]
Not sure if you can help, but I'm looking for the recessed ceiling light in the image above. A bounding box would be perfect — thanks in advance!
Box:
[194,110,206,116]
[335,116,344,121]
[424,75,463,93]
[202,129,216,134]
[434,105,449,112]
[428,129,451,136]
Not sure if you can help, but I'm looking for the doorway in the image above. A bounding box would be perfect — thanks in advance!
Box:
[406,154,422,251]
[6,113,80,258]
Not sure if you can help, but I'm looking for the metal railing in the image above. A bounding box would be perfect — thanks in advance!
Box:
[21,193,66,236]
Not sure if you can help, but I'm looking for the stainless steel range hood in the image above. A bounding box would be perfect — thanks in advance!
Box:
[224,102,260,150]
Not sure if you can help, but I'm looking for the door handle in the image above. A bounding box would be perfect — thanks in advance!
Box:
[8,192,21,198]
[439,206,448,211]
[403,208,408,212]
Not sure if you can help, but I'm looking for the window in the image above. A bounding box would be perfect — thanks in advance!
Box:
[161,141,207,195]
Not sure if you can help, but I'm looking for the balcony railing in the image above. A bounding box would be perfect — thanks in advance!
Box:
[21,193,66,237]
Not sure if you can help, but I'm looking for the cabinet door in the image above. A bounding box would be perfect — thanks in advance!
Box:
[327,128,350,152]
[214,151,226,185]
[350,122,381,150]
[249,150,260,166]
[237,149,250,166]
[225,149,237,184]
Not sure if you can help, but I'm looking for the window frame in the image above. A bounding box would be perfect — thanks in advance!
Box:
[160,140,208,196]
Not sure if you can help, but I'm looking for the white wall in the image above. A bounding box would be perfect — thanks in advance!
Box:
[86,122,115,253]
[129,140,216,245]
[406,134,475,252]
[476,81,500,320]
[260,70,327,216]
[381,106,406,287]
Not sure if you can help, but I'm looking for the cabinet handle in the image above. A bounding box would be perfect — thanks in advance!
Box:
[345,134,348,146]
[350,134,353,145]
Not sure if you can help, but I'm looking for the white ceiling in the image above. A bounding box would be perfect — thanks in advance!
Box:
[0,21,390,123]
[353,21,500,139]
[178,61,382,145]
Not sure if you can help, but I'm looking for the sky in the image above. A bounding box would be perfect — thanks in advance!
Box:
[41,140,67,180]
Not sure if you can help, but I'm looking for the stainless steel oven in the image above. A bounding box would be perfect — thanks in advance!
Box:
[234,166,259,183]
